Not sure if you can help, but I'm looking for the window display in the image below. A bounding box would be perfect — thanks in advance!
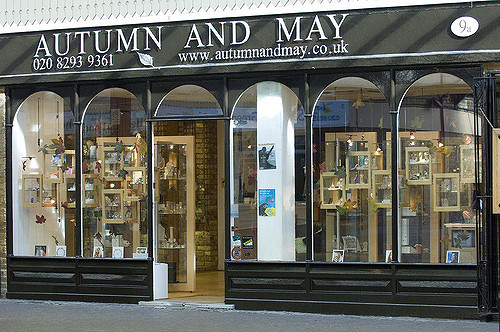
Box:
[399,73,479,263]
[313,77,392,262]
[13,91,75,256]
[82,88,148,258]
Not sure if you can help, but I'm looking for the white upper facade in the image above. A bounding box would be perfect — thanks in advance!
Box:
[0,0,493,34]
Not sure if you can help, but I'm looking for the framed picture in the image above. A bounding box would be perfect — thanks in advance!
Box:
[112,246,124,259]
[446,250,460,264]
[133,247,148,259]
[452,230,475,248]
[385,250,393,262]
[55,245,67,257]
[332,249,344,262]
[93,246,104,258]
[34,245,47,257]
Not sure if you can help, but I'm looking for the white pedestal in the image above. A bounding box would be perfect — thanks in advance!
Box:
[153,263,168,300]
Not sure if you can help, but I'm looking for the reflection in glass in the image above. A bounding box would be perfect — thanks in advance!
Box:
[156,85,223,117]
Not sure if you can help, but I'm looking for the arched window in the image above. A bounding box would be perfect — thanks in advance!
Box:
[82,88,147,258]
[12,91,75,256]
[312,77,391,262]
[155,85,223,117]
[230,81,305,261]
[398,73,478,264]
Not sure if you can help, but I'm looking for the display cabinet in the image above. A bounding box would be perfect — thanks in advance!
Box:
[63,175,76,208]
[433,173,460,212]
[83,174,99,207]
[320,172,344,209]
[42,181,58,207]
[102,189,124,223]
[460,145,475,183]
[63,150,76,176]
[154,136,195,292]
[406,147,431,185]
[371,170,391,208]
[101,147,123,179]
[43,150,63,183]
[124,167,146,201]
[22,174,42,207]
[346,151,371,189]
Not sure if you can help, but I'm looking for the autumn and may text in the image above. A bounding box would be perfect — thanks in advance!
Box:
[33,14,349,60]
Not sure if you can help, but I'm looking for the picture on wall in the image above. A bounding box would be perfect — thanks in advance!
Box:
[258,143,276,170]
[258,189,276,216]
[34,245,47,257]
[446,250,460,264]
[332,249,345,262]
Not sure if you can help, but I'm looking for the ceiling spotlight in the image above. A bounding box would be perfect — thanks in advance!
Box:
[409,132,416,140]
[376,145,382,153]
[347,135,353,146]
[438,140,444,148]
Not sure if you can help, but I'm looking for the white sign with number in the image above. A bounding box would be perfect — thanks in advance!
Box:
[451,16,479,37]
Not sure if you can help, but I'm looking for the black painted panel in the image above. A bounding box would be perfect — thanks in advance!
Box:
[225,261,478,318]
[7,257,152,303]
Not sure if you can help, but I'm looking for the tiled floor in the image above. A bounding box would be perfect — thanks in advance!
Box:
[166,270,225,303]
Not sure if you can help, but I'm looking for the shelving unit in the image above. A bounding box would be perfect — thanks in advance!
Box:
[43,150,63,183]
[102,189,124,223]
[460,145,475,183]
[154,136,195,292]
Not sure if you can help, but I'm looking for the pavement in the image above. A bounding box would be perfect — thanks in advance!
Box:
[0,298,497,332]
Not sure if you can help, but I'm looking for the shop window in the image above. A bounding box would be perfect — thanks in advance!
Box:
[230,81,305,261]
[12,91,75,257]
[398,73,479,264]
[312,77,391,262]
[155,85,223,117]
[82,88,148,258]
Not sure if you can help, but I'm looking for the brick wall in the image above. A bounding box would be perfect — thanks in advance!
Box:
[180,121,219,271]
[0,92,6,297]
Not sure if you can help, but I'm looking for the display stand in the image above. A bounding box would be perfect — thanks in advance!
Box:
[406,146,431,185]
[433,173,460,212]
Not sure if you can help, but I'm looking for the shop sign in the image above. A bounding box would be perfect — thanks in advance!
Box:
[0,4,496,81]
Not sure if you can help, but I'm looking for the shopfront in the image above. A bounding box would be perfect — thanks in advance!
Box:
[1,2,498,319]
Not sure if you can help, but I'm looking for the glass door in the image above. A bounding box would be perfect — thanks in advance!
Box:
[154,136,195,292]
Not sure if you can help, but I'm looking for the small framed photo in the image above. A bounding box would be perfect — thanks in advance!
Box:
[112,246,124,259]
[133,247,148,259]
[385,250,393,262]
[55,245,67,257]
[34,245,47,257]
[446,250,460,264]
[93,246,104,258]
[332,249,344,262]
